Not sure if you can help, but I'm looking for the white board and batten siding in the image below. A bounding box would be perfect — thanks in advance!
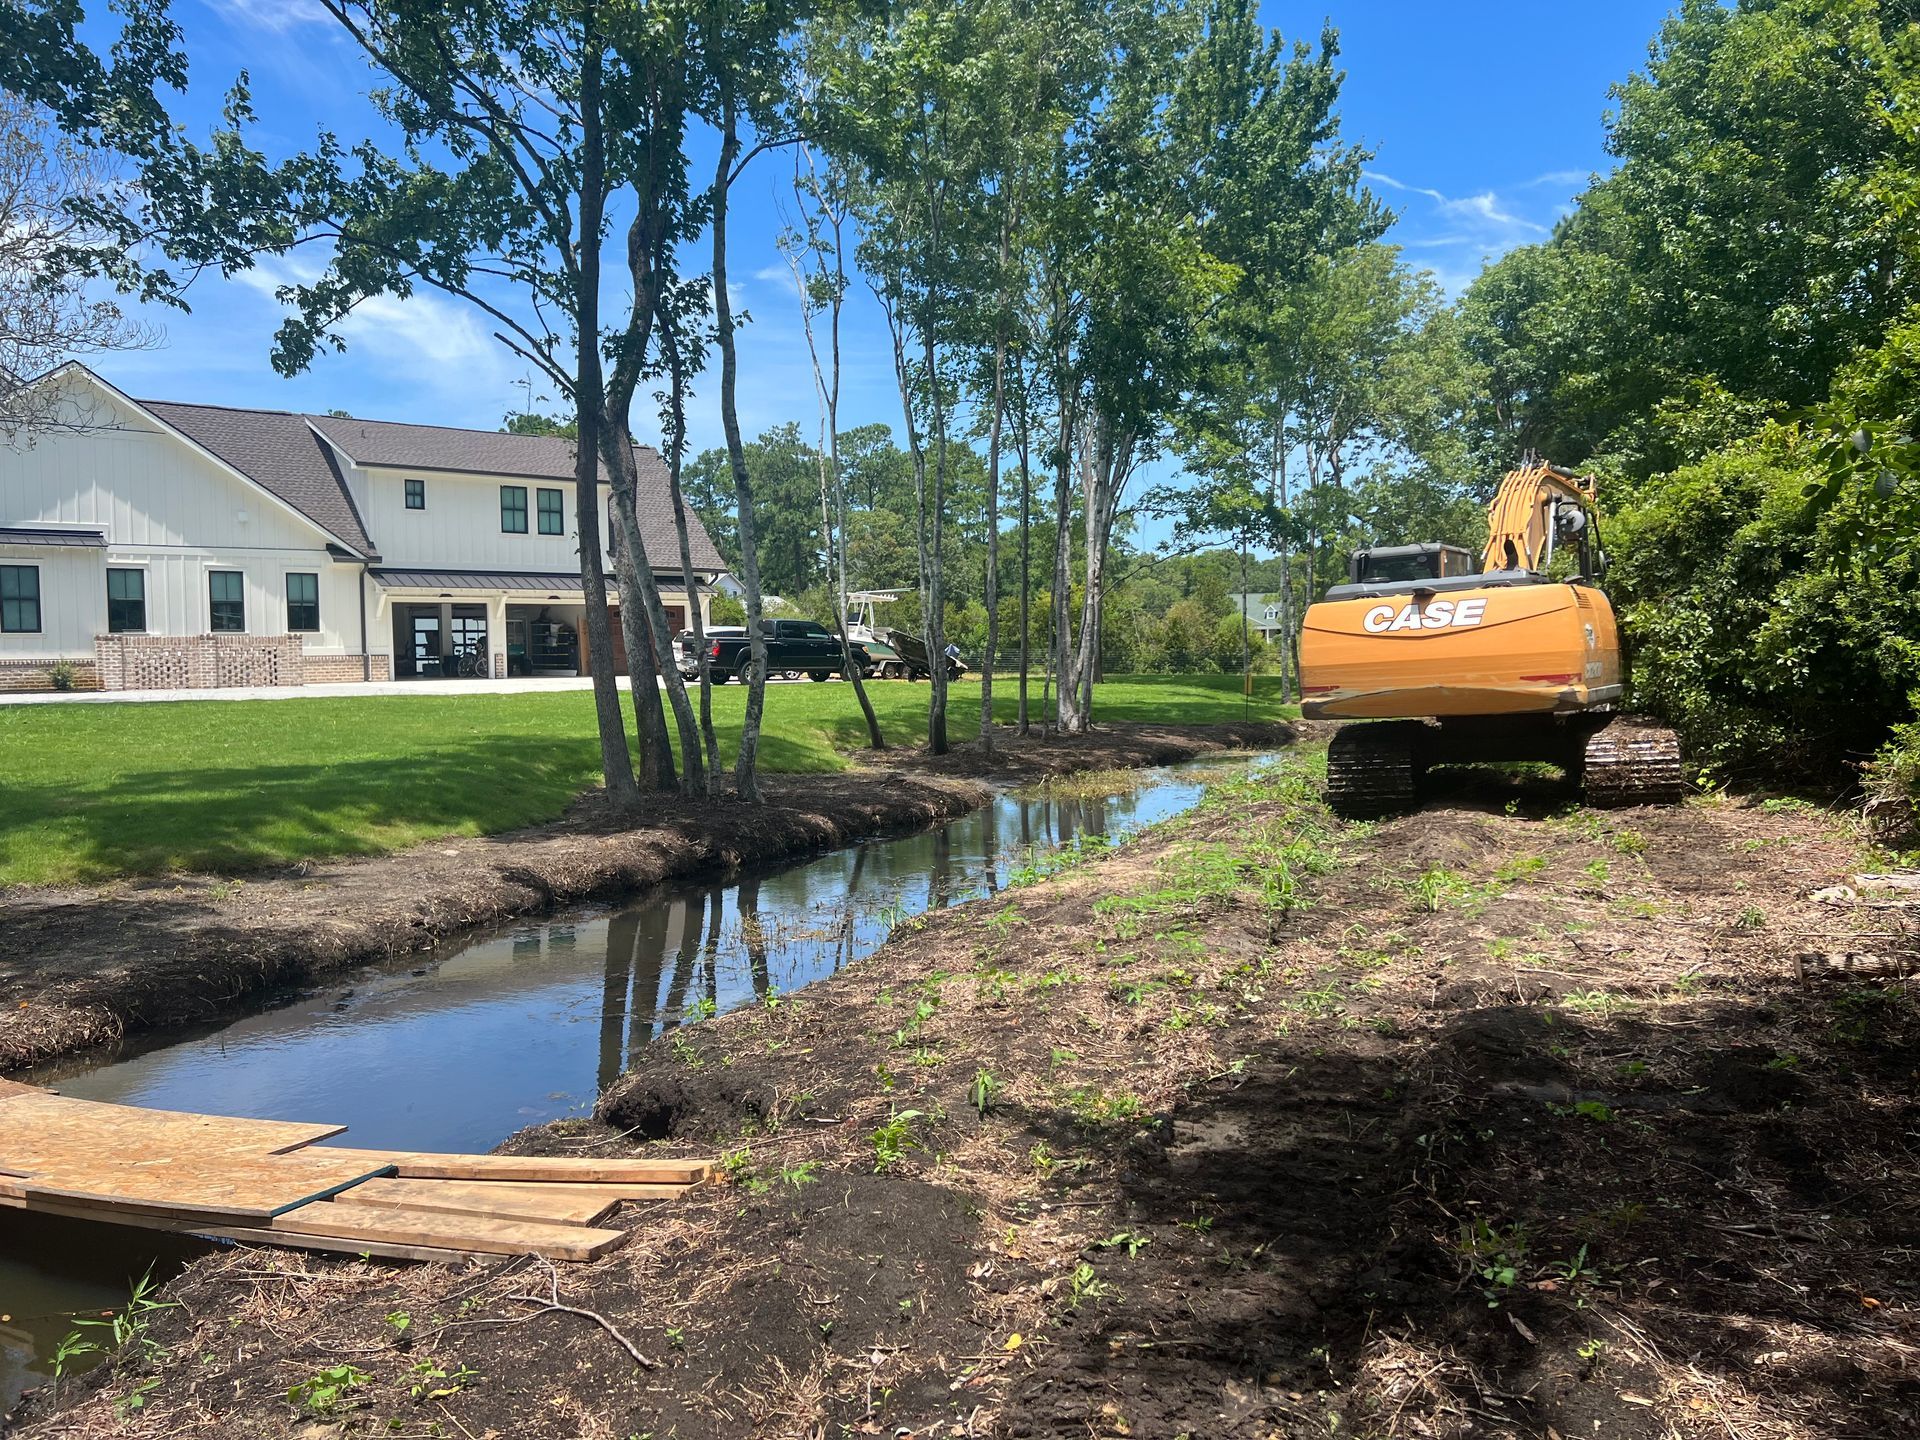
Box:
[351,465,608,573]
[0,388,365,661]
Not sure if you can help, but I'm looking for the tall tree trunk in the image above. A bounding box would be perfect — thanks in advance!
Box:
[1050,327,1080,733]
[1268,408,1296,702]
[877,278,944,753]
[607,476,671,790]
[571,34,636,803]
[713,89,767,801]
[1015,358,1032,737]
[921,321,950,756]
[660,308,723,785]
[605,432,705,793]
[979,209,1011,755]
[793,151,883,750]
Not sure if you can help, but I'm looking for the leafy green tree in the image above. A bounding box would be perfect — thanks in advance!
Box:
[1461,0,1918,481]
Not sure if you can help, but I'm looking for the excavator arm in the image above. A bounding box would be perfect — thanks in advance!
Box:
[1482,458,1599,575]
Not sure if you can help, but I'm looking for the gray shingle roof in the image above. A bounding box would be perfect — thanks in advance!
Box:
[308,415,586,480]
[144,400,378,556]
[135,398,726,574]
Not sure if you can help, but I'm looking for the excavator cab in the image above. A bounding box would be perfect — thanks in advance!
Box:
[1345,543,1475,586]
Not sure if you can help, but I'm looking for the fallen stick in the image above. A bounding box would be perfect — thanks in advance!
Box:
[1793,950,1920,981]
[505,1262,657,1370]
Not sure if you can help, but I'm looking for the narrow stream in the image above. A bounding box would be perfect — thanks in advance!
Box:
[0,754,1264,1412]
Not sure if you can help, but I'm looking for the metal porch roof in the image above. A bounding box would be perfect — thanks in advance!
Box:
[0,526,109,549]
[369,568,711,594]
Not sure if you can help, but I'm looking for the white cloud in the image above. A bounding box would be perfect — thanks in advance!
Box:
[1366,168,1578,295]
[203,0,331,32]
[232,256,514,405]
[1520,169,1592,190]
[753,262,800,287]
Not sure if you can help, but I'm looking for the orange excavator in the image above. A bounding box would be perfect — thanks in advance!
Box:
[1297,455,1683,815]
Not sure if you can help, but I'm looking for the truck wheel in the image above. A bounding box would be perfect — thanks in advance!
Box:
[736,658,757,685]
[808,671,831,682]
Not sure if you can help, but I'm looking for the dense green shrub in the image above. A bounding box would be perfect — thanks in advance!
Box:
[1864,715,1920,849]
[1610,424,1920,783]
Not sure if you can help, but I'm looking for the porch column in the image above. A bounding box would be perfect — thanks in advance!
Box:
[487,593,508,678]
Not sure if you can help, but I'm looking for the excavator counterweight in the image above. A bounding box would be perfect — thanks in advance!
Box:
[1300,458,1684,815]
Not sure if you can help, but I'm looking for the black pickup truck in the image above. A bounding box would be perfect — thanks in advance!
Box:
[678,619,869,682]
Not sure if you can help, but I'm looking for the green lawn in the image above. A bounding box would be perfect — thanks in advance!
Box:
[0,675,1293,887]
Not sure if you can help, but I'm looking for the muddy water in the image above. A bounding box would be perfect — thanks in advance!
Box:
[0,755,1260,1411]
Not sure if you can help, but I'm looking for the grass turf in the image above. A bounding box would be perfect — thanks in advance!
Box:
[0,674,1294,886]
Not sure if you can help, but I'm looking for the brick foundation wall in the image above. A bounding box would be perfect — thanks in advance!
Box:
[95,634,305,691]
[304,653,392,684]
[0,659,102,694]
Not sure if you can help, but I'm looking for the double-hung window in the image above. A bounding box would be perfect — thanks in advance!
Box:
[501,485,529,533]
[405,478,425,510]
[209,571,246,632]
[286,572,320,632]
[107,568,146,632]
[537,487,564,535]
[0,566,39,633]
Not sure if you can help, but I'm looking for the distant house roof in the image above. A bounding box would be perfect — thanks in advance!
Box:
[1227,592,1289,625]
[124,384,724,572]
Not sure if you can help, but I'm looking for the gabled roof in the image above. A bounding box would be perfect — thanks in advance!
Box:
[90,371,727,573]
[306,413,726,573]
[143,400,378,557]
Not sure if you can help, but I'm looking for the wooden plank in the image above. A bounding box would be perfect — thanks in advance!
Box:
[0,1189,477,1265]
[16,1154,393,1223]
[270,1200,628,1261]
[196,1223,484,1265]
[321,1148,711,1185]
[0,1078,44,1099]
[0,1094,346,1175]
[337,1177,691,1226]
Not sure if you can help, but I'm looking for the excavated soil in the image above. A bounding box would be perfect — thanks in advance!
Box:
[0,721,1284,1073]
[13,751,1920,1439]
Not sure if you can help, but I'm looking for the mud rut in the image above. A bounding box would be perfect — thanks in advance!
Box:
[17,752,1920,1440]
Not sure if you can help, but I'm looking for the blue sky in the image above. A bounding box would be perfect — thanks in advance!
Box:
[85,0,1677,468]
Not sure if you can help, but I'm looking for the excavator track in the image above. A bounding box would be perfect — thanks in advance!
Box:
[1326,722,1425,818]
[1581,725,1685,807]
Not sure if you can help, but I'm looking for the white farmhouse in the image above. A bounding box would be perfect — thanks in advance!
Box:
[0,366,727,692]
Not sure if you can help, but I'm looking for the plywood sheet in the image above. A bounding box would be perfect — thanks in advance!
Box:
[196,1223,482,1265]
[17,1153,392,1222]
[0,1093,346,1175]
[340,1178,647,1226]
[323,1148,710,1184]
[271,1199,628,1261]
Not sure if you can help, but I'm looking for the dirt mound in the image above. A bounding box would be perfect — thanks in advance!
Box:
[600,1069,779,1141]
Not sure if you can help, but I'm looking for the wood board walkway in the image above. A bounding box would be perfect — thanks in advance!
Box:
[0,1079,710,1262]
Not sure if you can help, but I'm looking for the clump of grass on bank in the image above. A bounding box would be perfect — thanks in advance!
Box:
[0,675,1295,887]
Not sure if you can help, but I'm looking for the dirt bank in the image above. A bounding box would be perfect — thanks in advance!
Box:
[0,721,1287,1074]
[16,754,1918,1439]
